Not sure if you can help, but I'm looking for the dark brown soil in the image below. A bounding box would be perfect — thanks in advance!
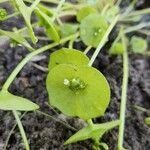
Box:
[0,1,150,150]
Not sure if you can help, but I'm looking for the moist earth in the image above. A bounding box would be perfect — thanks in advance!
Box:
[0,1,150,150]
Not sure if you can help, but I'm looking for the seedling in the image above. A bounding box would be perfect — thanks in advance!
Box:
[80,13,108,48]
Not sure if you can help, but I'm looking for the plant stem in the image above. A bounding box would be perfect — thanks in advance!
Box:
[4,112,27,150]
[125,22,150,34]
[87,119,94,128]
[84,46,92,54]
[36,110,77,131]
[30,0,41,12]
[118,31,129,150]
[127,8,150,17]
[2,33,79,91]
[88,15,119,66]
[13,110,29,150]
[51,0,66,22]
[3,12,20,20]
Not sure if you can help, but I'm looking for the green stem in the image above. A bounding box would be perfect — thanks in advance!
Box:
[3,12,20,20]
[87,119,94,128]
[118,31,129,150]
[4,112,27,150]
[2,33,79,91]
[13,110,29,150]
[127,8,150,17]
[30,0,41,12]
[51,0,66,22]
[84,46,92,54]
[88,15,119,66]
[36,110,77,131]
[125,22,150,34]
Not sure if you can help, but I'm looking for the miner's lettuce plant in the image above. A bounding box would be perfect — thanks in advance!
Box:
[0,0,150,150]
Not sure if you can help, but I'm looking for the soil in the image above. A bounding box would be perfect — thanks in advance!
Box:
[0,1,150,150]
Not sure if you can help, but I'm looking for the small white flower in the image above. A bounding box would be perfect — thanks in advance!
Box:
[64,79,70,85]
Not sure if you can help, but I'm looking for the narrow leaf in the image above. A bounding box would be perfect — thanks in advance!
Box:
[0,90,39,111]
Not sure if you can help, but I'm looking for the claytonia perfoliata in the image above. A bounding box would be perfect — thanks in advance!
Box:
[0,90,39,111]
[46,64,110,120]
[80,13,108,47]
[48,48,89,70]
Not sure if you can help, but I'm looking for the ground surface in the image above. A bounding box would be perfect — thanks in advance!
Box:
[0,1,150,150]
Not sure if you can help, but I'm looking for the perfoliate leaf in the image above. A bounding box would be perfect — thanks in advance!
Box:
[0,8,7,21]
[109,42,124,55]
[64,120,119,145]
[60,23,78,38]
[46,64,110,120]
[130,36,147,53]
[80,14,108,48]
[35,8,60,42]
[0,29,34,51]
[13,0,38,44]
[48,48,89,70]
[77,6,97,22]
[0,90,39,111]
[145,117,150,126]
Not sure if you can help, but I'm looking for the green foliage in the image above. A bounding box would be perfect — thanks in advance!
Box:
[130,36,147,53]
[145,117,150,126]
[48,48,89,70]
[0,90,39,111]
[13,0,40,44]
[77,6,97,22]
[60,23,78,38]
[0,29,34,51]
[46,64,110,120]
[80,13,108,47]
[0,8,7,21]
[109,42,124,55]
[104,6,119,22]
[64,120,119,146]
[35,8,60,42]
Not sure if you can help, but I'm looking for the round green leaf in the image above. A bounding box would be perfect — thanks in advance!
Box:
[0,8,7,21]
[35,8,60,42]
[0,90,39,111]
[109,42,124,55]
[46,64,110,120]
[77,6,97,22]
[60,23,78,38]
[130,36,147,53]
[80,14,108,48]
[48,48,89,70]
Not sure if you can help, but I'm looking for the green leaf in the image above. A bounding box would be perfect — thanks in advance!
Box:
[13,0,38,44]
[64,120,119,145]
[37,4,54,17]
[0,29,34,51]
[77,6,97,22]
[145,117,150,126]
[80,14,108,48]
[46,64,110,120]
[60,23,78,38]
[130,36,147,53]
[48,48,89,70]
[0,8,7,21]
[0,90,39,111]
[35,8,60,42]
[109,42,124,55]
